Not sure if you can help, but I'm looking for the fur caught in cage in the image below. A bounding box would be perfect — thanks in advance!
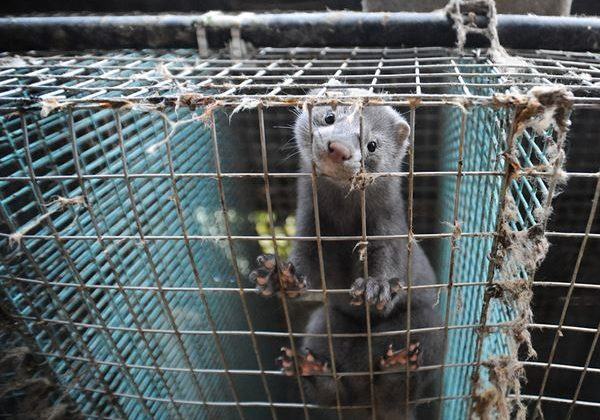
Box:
[0,15,599,420]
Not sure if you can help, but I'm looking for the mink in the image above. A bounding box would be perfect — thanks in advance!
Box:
[250,88,443,419]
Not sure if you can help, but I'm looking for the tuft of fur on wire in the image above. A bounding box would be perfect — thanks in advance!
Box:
[472,85,572,420]
[7,195,85,247]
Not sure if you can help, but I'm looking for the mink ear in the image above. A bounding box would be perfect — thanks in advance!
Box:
[396,118,410,144]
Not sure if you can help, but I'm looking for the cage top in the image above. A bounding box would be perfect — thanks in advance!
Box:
[1,46,600,112]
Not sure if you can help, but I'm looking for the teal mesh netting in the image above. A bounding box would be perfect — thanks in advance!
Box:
[438,65,559,418]
[0,105,277,418]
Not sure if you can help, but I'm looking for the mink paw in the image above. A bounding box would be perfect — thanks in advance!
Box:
[277,347,330,376]
[249,254,307,297]
[350,276,402,310]
[379,342,421,371]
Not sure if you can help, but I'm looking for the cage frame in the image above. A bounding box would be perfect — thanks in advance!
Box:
[1,8,600,420]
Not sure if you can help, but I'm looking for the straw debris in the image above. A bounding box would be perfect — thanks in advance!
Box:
[7,195,84,247]
[445,0,529,71]
[477,356,527,420]
[349,171,377,192]
[473,83,572,419]
[40,98,70,117]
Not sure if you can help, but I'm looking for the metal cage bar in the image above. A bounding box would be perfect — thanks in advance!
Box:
[1,12,600,52]
[306,103,344,420]
[534,169,600,418]
[254,106,310,420]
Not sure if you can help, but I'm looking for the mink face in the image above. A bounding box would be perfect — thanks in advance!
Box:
[293,89,411,185]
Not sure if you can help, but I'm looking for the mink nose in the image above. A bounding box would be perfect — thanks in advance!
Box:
[327,141,352,163]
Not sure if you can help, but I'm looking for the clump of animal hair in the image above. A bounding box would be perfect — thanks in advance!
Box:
[472,387,500,420]
[497,279,537,358]
[481,356,527,420]
[479,84,573,419]
[349,171,377,192]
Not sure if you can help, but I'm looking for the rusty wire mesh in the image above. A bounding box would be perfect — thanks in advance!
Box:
[0,46,599,419]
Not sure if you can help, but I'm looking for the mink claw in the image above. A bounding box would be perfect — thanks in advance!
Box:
[249,254,307,298]
[256,253,277,270]
[276,347,330,377]
[350,276,366,305]
[276,347,296,376]
[280,261,308,298]
[349,276,403,310]
[379,342,421,371]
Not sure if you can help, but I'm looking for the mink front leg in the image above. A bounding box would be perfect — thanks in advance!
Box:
[379,341,421,371]
[249,254,307,297]
[277,347,330,377]
[350,239,408,312]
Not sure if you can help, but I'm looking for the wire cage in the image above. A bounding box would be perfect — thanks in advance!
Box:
[0,34,599,420]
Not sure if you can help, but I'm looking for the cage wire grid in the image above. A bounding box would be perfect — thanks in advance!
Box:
[0,46,598,419]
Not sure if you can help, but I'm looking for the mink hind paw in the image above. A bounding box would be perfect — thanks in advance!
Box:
[249,254,307,297]
[350,276,403,310]
[379,342,421,371]
[277,347,330,376]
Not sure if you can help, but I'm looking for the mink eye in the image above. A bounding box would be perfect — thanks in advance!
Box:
[367,141,377,152]
[324,112,335,125]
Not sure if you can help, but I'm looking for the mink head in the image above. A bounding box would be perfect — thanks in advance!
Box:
[294,88,410,185]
